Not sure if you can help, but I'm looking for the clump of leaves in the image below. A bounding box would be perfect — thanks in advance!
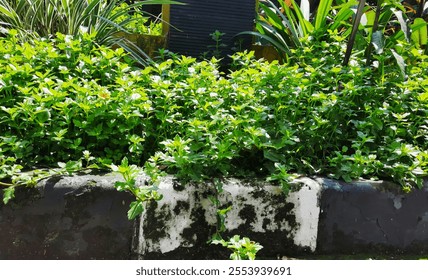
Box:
[110,157,162,219]
[208,179,263,260]
[112,2,163,35]
[240,0,357,62]
[212,235,263,260]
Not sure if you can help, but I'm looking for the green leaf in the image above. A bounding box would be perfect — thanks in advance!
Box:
[391,49,406,80]
[418,92,428,102]
[120,157,129,168]
[218,206,232,216]
[371,117,383,130]
[342,174,352,183]
[35,108,50,123]
[3,186,15,204]
[264,150,285,162]
[392,8,409,42]
[127,201,144,220]
[331,0,357,31]
[110,163,119,172]
[114,181,129,192]
[65,161,82,174]
[411,18,427,46]
[371,31,384,54]
[314,0,334,30]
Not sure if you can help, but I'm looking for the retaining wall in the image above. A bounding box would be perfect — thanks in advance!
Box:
[1,173,427,259]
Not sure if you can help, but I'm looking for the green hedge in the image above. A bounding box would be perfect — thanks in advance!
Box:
[1,32,427,194]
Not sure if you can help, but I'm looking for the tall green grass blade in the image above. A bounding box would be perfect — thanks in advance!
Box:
[314,0,333,30]
[281,0,303,38]
[257,20,294,47]
[290,0,313,35]
[331,0,358,31]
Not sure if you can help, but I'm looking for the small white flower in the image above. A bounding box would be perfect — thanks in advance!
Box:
[188,67,195,74]
[151,75,161,83]
[131,93,141,100]
[349,59,358,67]
[196,87,206,94]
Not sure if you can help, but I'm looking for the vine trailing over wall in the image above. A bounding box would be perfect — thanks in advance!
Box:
[208,178,264,260]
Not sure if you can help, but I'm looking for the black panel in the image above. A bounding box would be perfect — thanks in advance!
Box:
[168,0,256,58]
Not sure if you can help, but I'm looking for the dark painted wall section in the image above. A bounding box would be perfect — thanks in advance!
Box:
[0,174,135,260]
[317,178,428,255]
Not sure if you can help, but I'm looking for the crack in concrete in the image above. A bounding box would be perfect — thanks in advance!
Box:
[376,218,389,243]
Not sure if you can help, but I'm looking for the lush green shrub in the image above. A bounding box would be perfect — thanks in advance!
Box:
[0,31,146,166]
[1,31,427,206]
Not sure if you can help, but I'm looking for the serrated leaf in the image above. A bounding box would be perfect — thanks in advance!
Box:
[120,157,129,168]
[3,186,15,204]
[418,92,428,102]
[127,201,144,220]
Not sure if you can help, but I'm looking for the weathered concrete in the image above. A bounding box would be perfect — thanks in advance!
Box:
[1,173,428,259]
[134,177,323,259]
[0,172,135,259]
[134,177,219,259]
[316,178,428,255]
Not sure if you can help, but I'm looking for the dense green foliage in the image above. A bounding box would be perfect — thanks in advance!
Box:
[212,235,263,260]
[1,31,427,201]
[249,0,428,64]
[242,0,356,61]
[0,0,176,65]
[2,0,426,260]
[112,2,163,35]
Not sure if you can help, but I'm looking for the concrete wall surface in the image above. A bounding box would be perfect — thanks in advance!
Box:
[1,173,427,259]
[0,173,135,259]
